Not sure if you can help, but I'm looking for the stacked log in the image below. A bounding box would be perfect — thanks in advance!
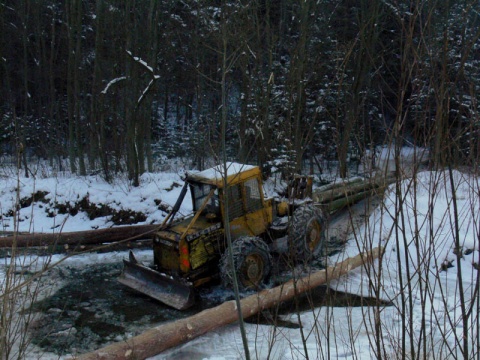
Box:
[313,175,394,213]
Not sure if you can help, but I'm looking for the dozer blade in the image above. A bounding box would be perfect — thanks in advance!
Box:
[118,258,195,310]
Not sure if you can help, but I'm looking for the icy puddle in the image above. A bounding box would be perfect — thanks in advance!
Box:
[27,260,390,357]
[28,262,206,356]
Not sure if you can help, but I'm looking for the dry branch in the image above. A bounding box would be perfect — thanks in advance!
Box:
[76,247,382,360]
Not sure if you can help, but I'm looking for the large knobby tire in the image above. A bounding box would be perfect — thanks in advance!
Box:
[288,204,326,263]
[220,236,272,291]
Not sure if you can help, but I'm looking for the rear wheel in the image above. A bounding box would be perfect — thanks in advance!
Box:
[220,236,272,291]
[288,204,326,263]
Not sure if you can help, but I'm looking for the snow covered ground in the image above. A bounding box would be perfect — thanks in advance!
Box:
[156,169,480,360]
[1,152,479,359]
[0,169,190,234]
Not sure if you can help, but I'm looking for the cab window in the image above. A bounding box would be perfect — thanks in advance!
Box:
[227,184,244,219]
[244,178,263,212]
[190,182,219,215]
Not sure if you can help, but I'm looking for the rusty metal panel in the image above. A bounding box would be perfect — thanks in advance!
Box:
[189,229,224,270]
[154,243,179,271]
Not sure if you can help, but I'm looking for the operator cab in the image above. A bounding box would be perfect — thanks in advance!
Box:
[189,181,220,221]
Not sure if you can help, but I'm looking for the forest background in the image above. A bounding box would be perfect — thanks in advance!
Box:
[1,2,480,359]
[1,0,479,183]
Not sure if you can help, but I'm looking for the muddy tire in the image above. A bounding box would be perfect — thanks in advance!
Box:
[288,204,326,263]
[220,236,272,291]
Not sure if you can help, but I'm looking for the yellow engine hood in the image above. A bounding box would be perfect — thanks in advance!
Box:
[156,216,221,242]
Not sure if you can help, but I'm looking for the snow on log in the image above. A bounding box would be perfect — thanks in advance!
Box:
[100,76,127,94]
[75,247,382,360]
[314,175,395,213]
[0,225,158,249]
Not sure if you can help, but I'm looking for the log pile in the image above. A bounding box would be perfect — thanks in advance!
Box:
[76,247,382,360]
[313,175,394,214]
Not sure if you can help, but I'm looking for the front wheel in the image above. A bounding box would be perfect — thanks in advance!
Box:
[288,204,326,263]
[220,236,272,291]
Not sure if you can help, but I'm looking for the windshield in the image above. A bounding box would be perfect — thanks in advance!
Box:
[190,182,220,215]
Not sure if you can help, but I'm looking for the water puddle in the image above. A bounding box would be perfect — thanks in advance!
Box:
[28,263,207,355]
[28,261,391,356]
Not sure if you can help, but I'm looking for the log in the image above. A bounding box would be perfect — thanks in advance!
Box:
[76,247,382,360]
[325,189,376,214]
[0,224,158,249]
[314,175,395,213]
[315,177,365,194]
[314,178,385,204]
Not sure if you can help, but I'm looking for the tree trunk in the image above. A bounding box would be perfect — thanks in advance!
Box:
[337,0,380,179]
[20,0,30,178]
[66,0,84,174]
[90,0,104,178]
[124,0,140,186]
[48,5,61,167]
[292,0,310,174]
[145,1,156,174]
[0,225,158,249]
[74,0,86,176]
[77,247,382,360]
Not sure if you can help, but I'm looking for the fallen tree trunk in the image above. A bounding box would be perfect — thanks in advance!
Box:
[0,224,158,249]
[76,247,382,360]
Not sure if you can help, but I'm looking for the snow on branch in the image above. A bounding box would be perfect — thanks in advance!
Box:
[101,76,127,94]
[137,78,156,108]
[125,50,161,108]
[126,50,160,79]
[101,51,160,106]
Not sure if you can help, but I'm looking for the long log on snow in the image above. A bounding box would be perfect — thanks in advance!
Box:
[0,224,159,249]
[76,247,382,360]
